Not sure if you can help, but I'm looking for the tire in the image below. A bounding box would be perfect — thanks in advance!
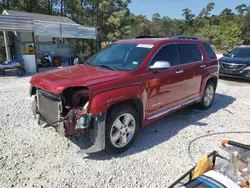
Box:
[16,67,25,76]
[0,69,5,76]
[198,81,216,109]
[105,104,140,153]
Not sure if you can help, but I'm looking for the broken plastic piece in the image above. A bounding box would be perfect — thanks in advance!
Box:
[192,154,213,179]
[58,108,93,136]
[222,140,229,147]
[75,114,93,129]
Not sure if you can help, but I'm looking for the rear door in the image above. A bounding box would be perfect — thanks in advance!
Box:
[176,43,203,103]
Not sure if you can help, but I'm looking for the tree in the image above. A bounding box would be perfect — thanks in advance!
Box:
[241,10,250,44]
[129,14,151,37]
[182,8,195,21]
[182,8,195,35]
[220,8,234,16]
[235,4,248,15]
[199,2,215,18]
[196,24,221,48]
[0,0,250,52]
[150,13,165,37]
[219,22,243,50]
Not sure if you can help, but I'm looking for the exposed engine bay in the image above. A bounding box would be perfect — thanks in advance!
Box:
[31,87,106,153]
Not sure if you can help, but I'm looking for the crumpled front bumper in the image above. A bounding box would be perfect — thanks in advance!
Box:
[33,89,106,154]
[56,113,106,154]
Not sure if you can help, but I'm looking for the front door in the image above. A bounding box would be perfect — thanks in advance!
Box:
[176,43,203,103]
[146,44,184,118]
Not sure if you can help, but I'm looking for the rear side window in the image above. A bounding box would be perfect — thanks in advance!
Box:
[152,44,179,66]
[177,44,202,64]
[203,43,217,59]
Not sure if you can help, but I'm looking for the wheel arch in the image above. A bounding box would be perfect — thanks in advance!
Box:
[29,86,37,96]
[206,76,218,90]
[200,75,218,96]
[107,98,144,128]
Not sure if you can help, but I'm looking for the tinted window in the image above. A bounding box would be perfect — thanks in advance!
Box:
[227,48,250,58]
[177,44,202,64]
[203,43,216,59]
[152,44,179,66]
[227,49,237,57]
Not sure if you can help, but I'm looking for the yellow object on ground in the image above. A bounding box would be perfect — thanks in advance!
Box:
[192,154,213,179]
[240,184,250,188]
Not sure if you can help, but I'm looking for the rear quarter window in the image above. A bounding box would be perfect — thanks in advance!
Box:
[177,44,202,64]
[203,43,217,59]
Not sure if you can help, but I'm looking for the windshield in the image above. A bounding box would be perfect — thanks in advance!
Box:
[226,48,250,58]
[85,43,153,71]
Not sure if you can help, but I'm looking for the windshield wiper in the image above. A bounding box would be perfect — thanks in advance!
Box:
[93,64,116,71]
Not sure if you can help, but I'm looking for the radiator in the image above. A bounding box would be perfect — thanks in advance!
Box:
[37,90,62,126]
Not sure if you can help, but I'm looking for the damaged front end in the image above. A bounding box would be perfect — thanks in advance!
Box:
[33,87,106,153]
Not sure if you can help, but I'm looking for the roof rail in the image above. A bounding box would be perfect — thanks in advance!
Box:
[171,36,201,40]
[135,36,163,39]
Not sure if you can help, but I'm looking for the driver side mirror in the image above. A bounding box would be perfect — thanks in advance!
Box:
[73,58,79,65]
[149,61,171,70]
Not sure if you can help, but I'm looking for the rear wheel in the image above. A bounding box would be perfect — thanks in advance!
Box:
[198,81,215,109]
[105,104,139,153]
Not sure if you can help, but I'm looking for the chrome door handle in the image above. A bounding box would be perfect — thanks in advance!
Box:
[176,70,184,74]
[200,65,206,68]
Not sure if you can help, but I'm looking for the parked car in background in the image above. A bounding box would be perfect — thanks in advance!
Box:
[29,36,219,154]
[219,46,250,80]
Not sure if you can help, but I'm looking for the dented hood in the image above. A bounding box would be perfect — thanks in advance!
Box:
[30,65,126,94]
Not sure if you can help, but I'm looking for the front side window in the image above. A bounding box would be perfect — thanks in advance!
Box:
[226,49,237,57]
[177,44,202,64]
[151,44,179,66]
[85,43,153,71]
[227,48,250,58]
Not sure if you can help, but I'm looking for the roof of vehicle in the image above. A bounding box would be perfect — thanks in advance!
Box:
[237,46,250,49]
[116,37,207,45]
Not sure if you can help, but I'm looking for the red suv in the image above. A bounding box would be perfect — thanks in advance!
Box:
[30,36,219,153]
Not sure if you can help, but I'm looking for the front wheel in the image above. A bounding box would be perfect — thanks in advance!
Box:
[105,105,139,153]
[198,82,216,109]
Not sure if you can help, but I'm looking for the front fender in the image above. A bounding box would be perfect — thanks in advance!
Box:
[88,85,146,114]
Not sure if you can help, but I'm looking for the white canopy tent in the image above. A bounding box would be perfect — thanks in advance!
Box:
[1,10,97,39]
[0,10,97,73]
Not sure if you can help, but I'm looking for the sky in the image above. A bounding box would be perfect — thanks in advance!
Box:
[128,0,250,19]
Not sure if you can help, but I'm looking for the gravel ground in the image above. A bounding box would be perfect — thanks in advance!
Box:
[0,74,250,188]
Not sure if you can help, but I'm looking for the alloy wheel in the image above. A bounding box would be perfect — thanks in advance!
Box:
[110,113,136,148]
[204,85,214,107]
